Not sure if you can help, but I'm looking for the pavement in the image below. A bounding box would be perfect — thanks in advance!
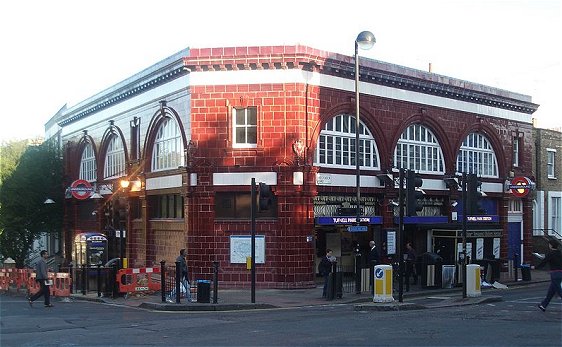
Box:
[58,268,551,312]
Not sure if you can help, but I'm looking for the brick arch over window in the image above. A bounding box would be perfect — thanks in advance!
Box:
[99,126,128,180]
[75,135,98,182]
[143,103,187,173]
[392,121,446,174]
[310,102,384,170]
[455,124,503,178]
[313,113,380,170]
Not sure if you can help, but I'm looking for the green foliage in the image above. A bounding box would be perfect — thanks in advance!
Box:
[0,139,63,267]
[0,139,28,186]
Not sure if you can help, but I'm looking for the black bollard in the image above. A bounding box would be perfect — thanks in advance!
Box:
[355,253,361,294]
[160,260,166,303]
[81,264,87,295]
[175,261,181,304]
[213,261,219,304]
[69,263,74,294]
[97,264,102,297]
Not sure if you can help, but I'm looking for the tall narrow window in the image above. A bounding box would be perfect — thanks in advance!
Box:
[151,118,184,171]
[512,136,519,167]
[456,132,499,177]
[232,107,257,148]
[104,135,126,179]
[551,196,560,235]
[394,124,444,173]
[79,143,97,182]
[314,114,380,170]
[547,149,556,178]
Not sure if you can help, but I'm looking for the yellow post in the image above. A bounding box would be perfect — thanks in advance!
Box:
[246,256,252,270]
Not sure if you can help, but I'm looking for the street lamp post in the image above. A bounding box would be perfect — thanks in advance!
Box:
[354,31,376,225]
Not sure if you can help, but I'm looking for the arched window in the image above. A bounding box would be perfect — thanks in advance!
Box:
[456,132,499,177]
[314,114,380,170]
[79,143,97,182]
[151,117,184,171]
[104,134,126,179]
[394,124,445,173]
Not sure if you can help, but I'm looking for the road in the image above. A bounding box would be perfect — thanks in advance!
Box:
[1,283,560,346]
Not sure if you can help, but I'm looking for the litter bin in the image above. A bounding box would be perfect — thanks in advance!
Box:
[520,264,531,281]
[197,280,211,303]
[420,252,443,288]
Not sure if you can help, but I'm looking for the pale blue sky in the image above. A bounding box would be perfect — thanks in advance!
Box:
[1,0,560,142]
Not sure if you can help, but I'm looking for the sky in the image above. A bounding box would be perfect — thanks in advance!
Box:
[0,0,560,143]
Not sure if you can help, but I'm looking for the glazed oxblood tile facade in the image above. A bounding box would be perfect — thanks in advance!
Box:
[51,45,538,289]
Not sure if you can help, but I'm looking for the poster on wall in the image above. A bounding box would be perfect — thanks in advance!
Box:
[457,242,472,262]
[476,238,484,260]
[230,235,265,264]
[386,231,396,255]
[493,238,500,259]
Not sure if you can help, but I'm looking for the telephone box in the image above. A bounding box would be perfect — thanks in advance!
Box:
[73,232,108,267]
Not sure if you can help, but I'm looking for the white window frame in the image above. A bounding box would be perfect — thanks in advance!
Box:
[513,136,519,167]
[314,114,380,170]
[548,192,561,236]
[151,118,185,172]
[104,135,126,179]
[547,148,556,179]
[456,132,499,178]
[394,124,445,174]
[232,107,258,148]
[79,143,97,182]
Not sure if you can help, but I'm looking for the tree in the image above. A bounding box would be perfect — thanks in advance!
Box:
[0,139,63,267]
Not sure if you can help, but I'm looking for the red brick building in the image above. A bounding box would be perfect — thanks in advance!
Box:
[48,45,538,288]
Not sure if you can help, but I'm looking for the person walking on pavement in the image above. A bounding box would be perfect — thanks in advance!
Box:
[405,242,418,291]
[28,250,53,308]
[319,249,335,298]
[537,240,562,312]
[168,248,192,302]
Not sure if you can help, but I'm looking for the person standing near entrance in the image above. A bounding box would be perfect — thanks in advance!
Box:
[319,249,335,298]
[537,240,562,312]
[28,250,53,308]
[177,249,192,302]
[405,242,418,291]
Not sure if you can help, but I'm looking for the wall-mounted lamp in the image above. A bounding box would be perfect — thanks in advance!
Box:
[390,200,400,207]
[451,200,458,207]
[376,173,394,187]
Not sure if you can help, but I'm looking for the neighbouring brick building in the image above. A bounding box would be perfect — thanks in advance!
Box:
[46,45,539,288]
[532,127,562,263]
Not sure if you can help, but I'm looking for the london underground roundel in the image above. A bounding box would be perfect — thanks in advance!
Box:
[69,179,94,200]
[508,176,532,198]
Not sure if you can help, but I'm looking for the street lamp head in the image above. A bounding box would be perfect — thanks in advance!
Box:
[44,198,55,204]
[356,31,376,50]
[119,179,130,190]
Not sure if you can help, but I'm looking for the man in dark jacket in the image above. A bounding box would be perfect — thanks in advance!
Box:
[28,250,53,307]
[537,240,562,312]
[319,249,335,298]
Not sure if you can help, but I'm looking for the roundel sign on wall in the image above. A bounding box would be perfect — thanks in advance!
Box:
[69,179,94,200]
[508,176,533,198]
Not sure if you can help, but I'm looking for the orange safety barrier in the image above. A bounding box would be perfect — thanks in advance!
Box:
[15,269,32,291]
[27,272,57,296]
[116,267,161,294]
[53,272,71,297]
[0,271,9,291]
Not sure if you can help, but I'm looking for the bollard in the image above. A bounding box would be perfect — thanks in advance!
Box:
[160,261,166,303]
[514,253,519,282]
[69,263,74,294]
[97,264,102,297]
[175,261,181,304]
[212,261,219,304]
[355,253,361,294]
[112,264,119,298]
[81,264,87,295]
[373,265,394,303]
[466,264,481,297]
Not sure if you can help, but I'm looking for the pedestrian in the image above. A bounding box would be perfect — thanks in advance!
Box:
[537,240,562,312]
[168,248,192,302]
[405,242,418,291]
[318,249,335,298]
[28,250,53,308]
